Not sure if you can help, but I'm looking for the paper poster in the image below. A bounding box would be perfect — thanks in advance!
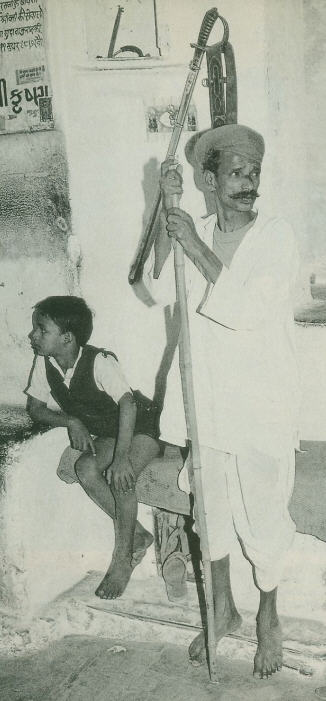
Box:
[0,0,53,133]
[146,102,198,134]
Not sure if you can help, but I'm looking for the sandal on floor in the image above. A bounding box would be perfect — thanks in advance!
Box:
[162,551,188,602]
[315,688,326,700]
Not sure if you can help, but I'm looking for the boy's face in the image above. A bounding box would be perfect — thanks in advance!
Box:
[29,311,66,357]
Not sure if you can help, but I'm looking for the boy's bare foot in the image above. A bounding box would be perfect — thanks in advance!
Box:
[253,613,283,678]
[95,532,153,600]
[189,599,242,665]
[95,556,133,599]
[131,532,153,568]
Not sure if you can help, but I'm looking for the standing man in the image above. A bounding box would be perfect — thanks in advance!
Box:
[149,125,299,678]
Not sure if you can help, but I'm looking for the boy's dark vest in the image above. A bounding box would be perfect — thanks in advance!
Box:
[44,345,120,437]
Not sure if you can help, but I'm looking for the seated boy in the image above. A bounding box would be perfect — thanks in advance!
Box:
[26,295,160,599]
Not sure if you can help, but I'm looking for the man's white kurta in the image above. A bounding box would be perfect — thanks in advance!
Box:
[147,211,299,459]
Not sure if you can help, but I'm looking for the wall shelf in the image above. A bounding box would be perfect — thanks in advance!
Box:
[75,57,189,73]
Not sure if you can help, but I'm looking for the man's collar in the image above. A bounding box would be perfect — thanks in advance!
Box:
[201,213,217,228]
[201,208,259,230]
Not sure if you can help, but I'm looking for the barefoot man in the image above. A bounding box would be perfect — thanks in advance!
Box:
[148,124,299,678]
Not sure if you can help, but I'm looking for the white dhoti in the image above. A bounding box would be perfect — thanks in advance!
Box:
[183,446,296,592]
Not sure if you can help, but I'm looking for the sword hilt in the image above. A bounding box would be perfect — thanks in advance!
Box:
[191,7,219,69]
[190,11,230,64]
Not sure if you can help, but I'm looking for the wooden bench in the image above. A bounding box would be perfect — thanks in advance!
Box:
[3,408,325,600]
[135,440,326,591]
[135,444,194,581]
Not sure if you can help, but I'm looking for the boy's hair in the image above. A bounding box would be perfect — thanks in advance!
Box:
[34,296,93,346]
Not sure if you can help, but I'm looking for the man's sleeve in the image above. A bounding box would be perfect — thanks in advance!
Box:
[24,356,51,403]
[94,354,132,404]
[197,220,298,331]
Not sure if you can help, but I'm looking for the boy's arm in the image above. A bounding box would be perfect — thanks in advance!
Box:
[27,395,96,455]
[27,395,70,428]
[106,391,137,493]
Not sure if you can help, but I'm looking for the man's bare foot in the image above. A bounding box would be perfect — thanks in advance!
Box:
[253,613,283,678]
[189,600,242,665]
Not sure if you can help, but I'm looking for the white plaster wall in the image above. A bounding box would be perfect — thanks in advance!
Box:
[0,130,72,406]
[296,325,326,439]
[303,0,326,263]
[0,428,156,618]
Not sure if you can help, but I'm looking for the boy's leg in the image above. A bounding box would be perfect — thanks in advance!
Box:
[74,436,156,577]
[95,433,160,599]
[74,437,116,516]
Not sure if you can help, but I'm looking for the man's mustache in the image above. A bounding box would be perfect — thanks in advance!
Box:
[230,190,260,200]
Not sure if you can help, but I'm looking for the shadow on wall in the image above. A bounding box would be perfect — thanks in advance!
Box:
[131,156,181,412]
[131,157,162,307]
[153,303,180,411]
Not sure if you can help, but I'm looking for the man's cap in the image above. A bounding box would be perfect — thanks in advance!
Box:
[194,124,265,165]
[184,129,210,166]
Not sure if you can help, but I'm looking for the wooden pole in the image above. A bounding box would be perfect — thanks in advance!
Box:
[170,194,219,684]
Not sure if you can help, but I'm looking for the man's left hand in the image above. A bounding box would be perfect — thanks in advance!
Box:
[166,207,199,256]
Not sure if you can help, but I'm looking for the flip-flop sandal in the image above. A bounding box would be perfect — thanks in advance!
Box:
[162,551,188,602]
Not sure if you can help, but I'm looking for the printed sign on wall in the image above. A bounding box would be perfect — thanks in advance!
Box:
[146,102,197,134]
[0,0,53,133]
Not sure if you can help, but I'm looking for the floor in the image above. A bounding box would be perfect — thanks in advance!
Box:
[1,416,326,699]
[1,570,326,701]
[1,633,325,701]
